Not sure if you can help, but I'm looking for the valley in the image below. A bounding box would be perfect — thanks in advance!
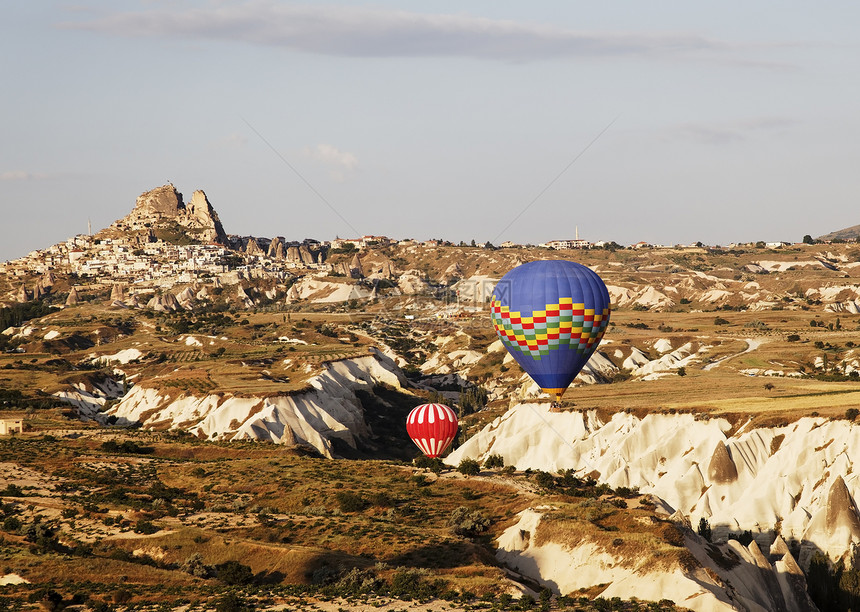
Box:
[3,186,860,610]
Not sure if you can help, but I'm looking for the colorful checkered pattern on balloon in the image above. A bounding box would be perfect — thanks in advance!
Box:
[490,296,610,358]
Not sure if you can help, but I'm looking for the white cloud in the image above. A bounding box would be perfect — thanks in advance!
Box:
[0,171,45,181]
[667,117,799,145]
[62,3,733,62]
[213,132,249,148]
[303,143,358,182]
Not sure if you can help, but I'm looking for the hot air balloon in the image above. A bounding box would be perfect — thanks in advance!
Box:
[406,403,458,458]
[490,260,611,402]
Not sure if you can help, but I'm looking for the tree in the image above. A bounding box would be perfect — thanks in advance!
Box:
[803,234,814,244]
[483,454,504,469]
[697,517,712,542]
[534,471,556,489]
[215,560,254,585]
[457,458,480,476]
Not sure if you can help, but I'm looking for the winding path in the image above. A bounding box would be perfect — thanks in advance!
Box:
[702,337,762,371]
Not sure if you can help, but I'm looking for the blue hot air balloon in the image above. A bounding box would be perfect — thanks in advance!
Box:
[490,260,611,401]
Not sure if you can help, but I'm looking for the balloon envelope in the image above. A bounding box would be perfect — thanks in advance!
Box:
[406,403,458,458]
[490,260,611,400]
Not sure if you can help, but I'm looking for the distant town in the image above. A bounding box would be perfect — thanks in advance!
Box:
[0,228,836,291]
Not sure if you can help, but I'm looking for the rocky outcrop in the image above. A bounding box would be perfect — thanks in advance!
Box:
[187,190,227,243]
[441,262,463,283]
[708,440,739,484]
[65,287,79,306]
[114,185,227,245]
[33,282,46,300]
[175,287,197,310]
[109,284,125,304]
[245,238,264,256]
[147,293,181,312]
[16,285,31,303]
[397,270,430,295]
[497,508,815,612]
[298,245,316,265]
[447,403,860,572]
[268,237,284,259]
[349,253,364,278]
[800,476,860,569]
[104,351,408,458]
[236,285,254,308]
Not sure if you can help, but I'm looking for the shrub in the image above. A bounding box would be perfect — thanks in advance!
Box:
[448,506,490,537]
[534,471,556,490]
[335,491,368,512]
[134,520,158,535]
[28,589,63,612]
[457,458,480,476]
[846,408,859,422]
[713,317,730,326]
[728,530,754,546]
[2,484,24,497]
[413,456,444,473]
[787,334,801,342]
[369,491,394,507]
[215,560,254,585]
[483,454,504,469]
[215,593,251,612]
[181,552,212,578]
[2,516,20,532]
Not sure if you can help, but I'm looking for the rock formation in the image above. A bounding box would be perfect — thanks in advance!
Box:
[109,284,125,304]
[65,287,79,306]
[800,475,860,568]
[298,245,316,265]
[397,270,430,295]
[236,285,254,308]
[147,293,182,312]
[285,246,300,263]
[268,237,284,259]
[16,284,31,303]
[245,238,264,256]
[349,253,364,278]
[112,184,227,245]
[707,440,739,484]
[175,287,197,310]
[441,262,463,283]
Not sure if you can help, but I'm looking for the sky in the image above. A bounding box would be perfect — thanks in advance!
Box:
[2,1,860,262]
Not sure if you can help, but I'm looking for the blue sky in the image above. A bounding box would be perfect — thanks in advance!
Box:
[2,1,860,261]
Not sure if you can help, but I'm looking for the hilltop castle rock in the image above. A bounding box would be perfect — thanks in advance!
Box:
[111,184,228,245]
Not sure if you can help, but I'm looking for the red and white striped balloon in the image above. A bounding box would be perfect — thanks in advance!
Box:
[406,403,459,458]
